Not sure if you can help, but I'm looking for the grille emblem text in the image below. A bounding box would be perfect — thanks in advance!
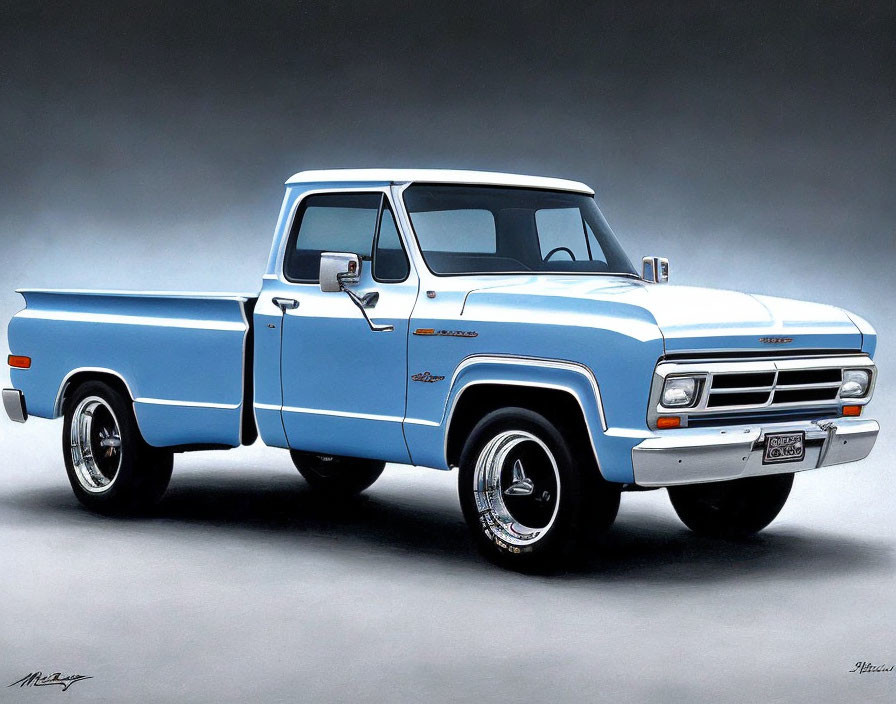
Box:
[759,337,793,344]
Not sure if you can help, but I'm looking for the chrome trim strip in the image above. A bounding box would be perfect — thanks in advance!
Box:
[279,404,404,424]
[134,397,241,410]
[17,308,245,331]
[2,388,27,423]
[257,401,435,426]
[403,417,441,427]
[763,381,841,389]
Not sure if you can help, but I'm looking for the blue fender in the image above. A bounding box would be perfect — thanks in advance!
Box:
[404,354,643,482]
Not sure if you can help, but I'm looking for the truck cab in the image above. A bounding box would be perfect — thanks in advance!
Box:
[4,169,880,569]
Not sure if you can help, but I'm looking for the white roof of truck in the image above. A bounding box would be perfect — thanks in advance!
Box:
[285,169,594,195]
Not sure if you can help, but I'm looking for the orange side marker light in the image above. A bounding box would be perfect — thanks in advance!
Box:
[842,405,861,417]
[657,416,681,429]
[8,355,31,369]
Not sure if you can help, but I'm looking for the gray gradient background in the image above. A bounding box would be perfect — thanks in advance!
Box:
[1,2,894,702]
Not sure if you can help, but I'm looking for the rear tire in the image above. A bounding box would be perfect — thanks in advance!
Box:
[458,407,620,571]
[668,473,794,538]
[62,380,173,514]
[290,451,385,496]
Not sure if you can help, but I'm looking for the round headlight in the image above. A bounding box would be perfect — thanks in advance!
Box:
[840,369,870,398]
[662,377,699,408]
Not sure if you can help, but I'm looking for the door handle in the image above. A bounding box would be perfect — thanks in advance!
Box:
[272,297,299,311]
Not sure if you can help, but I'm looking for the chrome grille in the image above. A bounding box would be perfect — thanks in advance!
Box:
[649,354,875,429]
[707,368,841,408]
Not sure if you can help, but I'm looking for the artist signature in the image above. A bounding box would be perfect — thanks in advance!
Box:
[850,661,895,674]
[8,671,93,691]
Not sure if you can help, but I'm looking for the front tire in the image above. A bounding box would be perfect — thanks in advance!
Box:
[290,451,385,496]
[458,407,620,571]
[62,380,173,514]
[668,473,794,538]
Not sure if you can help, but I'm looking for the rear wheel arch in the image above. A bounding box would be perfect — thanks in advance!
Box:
[445,383,600,474]
[57,369,135,417]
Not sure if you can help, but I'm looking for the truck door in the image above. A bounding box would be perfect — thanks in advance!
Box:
[277,189,417,463]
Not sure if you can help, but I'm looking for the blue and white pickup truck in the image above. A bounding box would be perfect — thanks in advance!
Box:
[4,169,880,568]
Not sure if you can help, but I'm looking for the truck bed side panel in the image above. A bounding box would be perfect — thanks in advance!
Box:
[8,290,253,448]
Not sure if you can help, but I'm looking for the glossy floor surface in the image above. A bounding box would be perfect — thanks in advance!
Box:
[1,416,893,703]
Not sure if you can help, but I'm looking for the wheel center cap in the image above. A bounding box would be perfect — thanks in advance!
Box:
[98,427,121,457]
[503,459,535,496]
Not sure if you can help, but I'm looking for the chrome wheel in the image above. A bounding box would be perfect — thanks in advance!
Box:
[69,395,122,493]
[472,430,560,547]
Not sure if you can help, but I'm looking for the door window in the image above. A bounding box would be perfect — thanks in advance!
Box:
[284,193,383,283]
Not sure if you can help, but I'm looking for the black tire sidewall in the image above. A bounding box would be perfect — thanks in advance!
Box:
[458,407,590,569]
[668,472,794,538]
[290,451,385,495]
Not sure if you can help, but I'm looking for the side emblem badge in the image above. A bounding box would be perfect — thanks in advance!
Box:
[411,371,445,383]
[759,337,794,344]
[413,328,478,338]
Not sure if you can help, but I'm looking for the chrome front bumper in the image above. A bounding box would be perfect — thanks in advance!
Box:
[2,388,27,423]
[632,417,879,487]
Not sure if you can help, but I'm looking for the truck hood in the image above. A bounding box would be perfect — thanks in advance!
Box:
[462,276,863,353]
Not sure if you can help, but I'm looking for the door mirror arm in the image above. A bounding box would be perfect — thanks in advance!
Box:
[319,251,393,332]
[340,285,394,333]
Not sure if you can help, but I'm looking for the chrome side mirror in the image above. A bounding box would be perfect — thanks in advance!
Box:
[642,256,669,283]
[319,252,361,292]
[318,251,393,333]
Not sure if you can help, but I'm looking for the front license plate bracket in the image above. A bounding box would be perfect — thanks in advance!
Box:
[763,431,806,464]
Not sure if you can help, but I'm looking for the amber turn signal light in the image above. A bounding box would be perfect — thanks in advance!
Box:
[8,355,31,369]
[656,416,681,429]
[842,405,862,417]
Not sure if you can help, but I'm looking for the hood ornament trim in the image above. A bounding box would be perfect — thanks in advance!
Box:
[759,337,793,344]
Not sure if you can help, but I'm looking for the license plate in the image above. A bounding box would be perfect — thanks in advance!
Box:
[763,431,805,464]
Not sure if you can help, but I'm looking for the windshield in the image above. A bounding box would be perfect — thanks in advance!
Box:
[402,184,636,276]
